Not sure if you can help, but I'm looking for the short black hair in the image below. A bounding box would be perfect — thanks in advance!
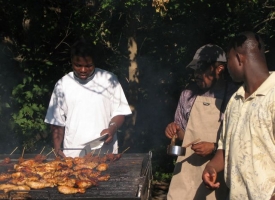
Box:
[227,34,247,51]
[70,38,97,59]
[227,31,264,53]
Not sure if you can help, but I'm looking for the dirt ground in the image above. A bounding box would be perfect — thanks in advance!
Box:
[151,181,169,200]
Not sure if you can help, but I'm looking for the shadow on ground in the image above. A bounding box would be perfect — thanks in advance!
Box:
[151,181,169,200]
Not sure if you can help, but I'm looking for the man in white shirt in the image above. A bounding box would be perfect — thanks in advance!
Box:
[45,39,132,157]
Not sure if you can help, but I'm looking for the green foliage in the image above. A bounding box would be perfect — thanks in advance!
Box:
[11,75,49,140]
[154,171,172,182]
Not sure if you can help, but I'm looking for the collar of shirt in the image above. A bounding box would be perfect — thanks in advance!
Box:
[235,72,275,100]
[73,68,96,84]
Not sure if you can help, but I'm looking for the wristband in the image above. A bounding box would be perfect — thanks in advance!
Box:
[212,143,218,155]
[109,122,117,132]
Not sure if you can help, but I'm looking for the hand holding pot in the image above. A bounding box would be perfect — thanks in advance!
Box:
[165,122,185,140]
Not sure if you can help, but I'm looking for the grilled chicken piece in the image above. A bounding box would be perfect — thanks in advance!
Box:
[0,184,30,193]
[34,154,47,163]
[25,175,40,182]
[88,171,101,178]
[89,155,100,162]
[54,156,61,161]
[96,163,108,171]
[43,176,68,186]
[54,168,73,177]
[35,171,47,177]
[57,185,85,194]
[9,172,40,185]
[97,174,110,181]
[73,162,98,170]
[64,157,74,168]
[19,159,38,167]
[35,163,56,172]
[11,172,23,179]
[0,173,12,182]
[0,183,16,190]
[4,185,30,193]
[75,179,96,189]
[18,157,24,164]
[90,155,109,163]
[8,177,26,185]
[105,147,129,162]
[12,171,40,179]
[56,162,71,171]
[43,172,67,186]
[0,183,15,190]
[104,153,122,162]
[57,177,76,187]
[112,154,122,161]
[77,173,90,181]
[43,178,58,186]
[25,181,55,189]
[73,157,86,165]
[1,157,11,164]
[37,160,65,170]
[105,153,115,161]
[73,168,94,175]
[73,168,101,179]
[14,165,34,173]
[42,172,54,179]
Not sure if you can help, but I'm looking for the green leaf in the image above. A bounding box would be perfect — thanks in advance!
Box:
[45,61,53,66]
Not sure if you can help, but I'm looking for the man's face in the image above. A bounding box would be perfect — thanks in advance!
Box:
[227,49,243,82]
[194,65,215,90]
[71,56,95,80]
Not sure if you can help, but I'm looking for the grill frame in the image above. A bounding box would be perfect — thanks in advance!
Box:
[0,152,152,200]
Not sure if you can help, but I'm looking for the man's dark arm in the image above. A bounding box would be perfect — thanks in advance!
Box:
[206,149,225,172]
[51,125,65,157]
[202,149,225,189]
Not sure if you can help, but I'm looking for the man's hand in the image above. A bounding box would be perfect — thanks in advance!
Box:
[191,142,215,157]
[165,122,184,139]
[102,115,125,145]
[202,150,225,190]
[202,166,220,190]
[101,127,115,144]
[54,148,66,158]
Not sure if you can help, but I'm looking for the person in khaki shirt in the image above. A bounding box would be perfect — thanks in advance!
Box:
[202,31,275,200]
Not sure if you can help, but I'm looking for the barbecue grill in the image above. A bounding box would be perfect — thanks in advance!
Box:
[0,152,153,200]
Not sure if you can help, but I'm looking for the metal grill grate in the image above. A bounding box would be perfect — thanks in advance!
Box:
[0,152,152,200]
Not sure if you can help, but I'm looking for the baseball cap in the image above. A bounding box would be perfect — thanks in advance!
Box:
[186,44,226,70]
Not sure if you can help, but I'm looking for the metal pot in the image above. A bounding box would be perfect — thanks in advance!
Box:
[167,144,186,156]
[167,137,201,156]
[167,135,186,156]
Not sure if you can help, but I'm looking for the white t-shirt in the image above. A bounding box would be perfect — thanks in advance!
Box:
[44,68,132,157]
